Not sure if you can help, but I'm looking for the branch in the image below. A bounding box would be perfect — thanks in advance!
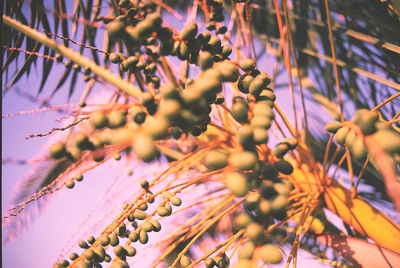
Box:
[3,15,143,99]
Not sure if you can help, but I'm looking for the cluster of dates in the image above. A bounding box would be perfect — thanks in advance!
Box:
[326,109,400,160]
[201,61,297,266]
[47,0,303,266]
[53,177,183,268]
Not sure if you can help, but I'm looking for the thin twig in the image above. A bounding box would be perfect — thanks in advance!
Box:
[25,117,88,139]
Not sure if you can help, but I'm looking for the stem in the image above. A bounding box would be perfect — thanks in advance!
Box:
[364,135,400,212]
[188,230,245,268]
[324,0,344,122]
[3,15,143,99]
[171,200,241,267]
[372,92,400,111]
[273,0,299,136]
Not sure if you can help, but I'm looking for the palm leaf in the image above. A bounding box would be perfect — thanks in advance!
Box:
[38,49,56,94]
[6,42,42,92]
[59,0,70,47]
[2,158,72,243]
[68,68,80,98]
[52,66,73,96]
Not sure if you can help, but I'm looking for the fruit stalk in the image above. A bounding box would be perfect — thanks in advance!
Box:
[291,168,400,253]
[364,134,400,212]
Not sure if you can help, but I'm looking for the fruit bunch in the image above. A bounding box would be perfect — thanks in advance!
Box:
[45,0,302,264]
[3,0,387,266]
[53,175,183,268]
[326,109,400,160]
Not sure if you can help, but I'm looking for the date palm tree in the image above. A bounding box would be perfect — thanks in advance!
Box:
[2,0,400,267]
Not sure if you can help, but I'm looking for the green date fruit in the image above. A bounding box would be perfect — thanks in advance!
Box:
[325,121,342,133]
[90,110,108,128]
[240,58,256,72]
[181,22,198,41]
[204,149,229,170]
[245,222,263,241]
[275,159,293,175]
[353,109,379,135]
[180,256,191,267]
[99,234,110,246]
[133,133,159,162]
[335,127,349,145]
[231,102,249,123]
[225,172,249,197]
[237,74,254,94]
[229,151,258,171]
[250,115,271,130]
[143,115,170,140]
[107,110,127,129]
[238,241,255,259]
[259,244,283,264]
[249,73,270,96]
[234,212,253,229]
[49,142,66,159]
[374,129,400,154]
[106,20,125,40]
[124,245,136,257]
[216,61,239,82]
[198,51,214,70]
